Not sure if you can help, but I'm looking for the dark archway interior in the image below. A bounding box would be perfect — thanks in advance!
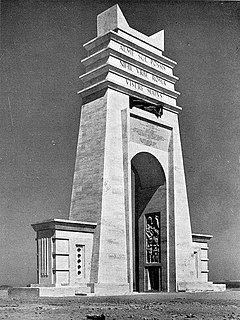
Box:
[131,152,167,292]
[132,152,165,219]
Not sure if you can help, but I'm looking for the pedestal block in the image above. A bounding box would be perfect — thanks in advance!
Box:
[31,219,96,295]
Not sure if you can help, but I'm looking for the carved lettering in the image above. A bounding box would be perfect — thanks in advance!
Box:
[147,88,162,98]
[120,60,133,72]
[130,117,171,151]
[133,127,166,142]
[108,253,125,259]
[117,44,167,73]
[120,60,166,86]
[125,78,164,100]
[126,79,143,91]
[150,59,166,71]
[152,75,166,86]
[119,45,134,56]
[135,67,148,78]
[139,138,157,147]
[138,53,148,63]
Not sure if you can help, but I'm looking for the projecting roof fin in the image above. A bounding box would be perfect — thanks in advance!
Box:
[97,4,129,37]
[97,4,164,51]
[150,30,164,51]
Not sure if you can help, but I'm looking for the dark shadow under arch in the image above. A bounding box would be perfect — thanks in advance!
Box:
[131,152,167,292]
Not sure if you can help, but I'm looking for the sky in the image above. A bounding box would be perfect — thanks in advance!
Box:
[1,0,240,286]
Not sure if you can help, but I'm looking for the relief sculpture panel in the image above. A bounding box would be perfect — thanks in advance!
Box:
[146,213,160,263]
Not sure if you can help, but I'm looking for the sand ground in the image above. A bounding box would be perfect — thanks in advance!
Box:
[0,291,240,320]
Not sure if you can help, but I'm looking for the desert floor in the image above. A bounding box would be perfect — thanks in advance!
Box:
[0,291,240,320]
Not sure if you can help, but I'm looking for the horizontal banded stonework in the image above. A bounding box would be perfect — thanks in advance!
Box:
[83,35,177,79]
[79,29,180,112]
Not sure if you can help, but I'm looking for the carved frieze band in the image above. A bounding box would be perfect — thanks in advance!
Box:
[111,41,172,76]
[108,56,175,91]
[108,73,177,106]
[80,32,180,110]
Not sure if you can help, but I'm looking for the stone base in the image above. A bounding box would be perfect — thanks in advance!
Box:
[177,281,226,292]
[6,282,226,298]
[37,283,130,297]
[8,286,92,298]
[9,283,130,297]
[31,283,93,294]
[38,287,81,297]
[212,283,226,292]
[92,283,130,296]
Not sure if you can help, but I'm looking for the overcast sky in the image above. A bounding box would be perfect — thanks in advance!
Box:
[1,0,240,286]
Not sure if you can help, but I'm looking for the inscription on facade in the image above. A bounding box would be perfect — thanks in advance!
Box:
[119,44,167,72]
[108,253,125,259]
[110,41,173,76]
[125,79,163,99]
[119,59,167,87]
[109,73,176,106]
[130,117,171,151]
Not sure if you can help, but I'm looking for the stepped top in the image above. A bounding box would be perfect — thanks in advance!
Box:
[79,4,181,113]
[97,4,164,51]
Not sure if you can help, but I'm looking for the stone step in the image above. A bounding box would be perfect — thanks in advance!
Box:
[177,281,226,292]
[8,286,94,298]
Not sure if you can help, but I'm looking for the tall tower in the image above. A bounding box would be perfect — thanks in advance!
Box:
[70,4,197,293]
[31,5,217,296]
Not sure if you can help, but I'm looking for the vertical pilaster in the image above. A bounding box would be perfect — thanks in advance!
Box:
[172,116,195,284]
[96,90,129,292]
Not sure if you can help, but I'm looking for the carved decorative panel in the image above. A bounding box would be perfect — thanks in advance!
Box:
[145,213,160,263]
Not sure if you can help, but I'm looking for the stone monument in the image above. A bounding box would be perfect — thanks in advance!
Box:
[31,5,225,296]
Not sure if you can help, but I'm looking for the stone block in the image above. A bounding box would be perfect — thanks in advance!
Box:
[212,284,226,292]
[38,287,76,297]
[177,281,215,292]
[93,283,130,296]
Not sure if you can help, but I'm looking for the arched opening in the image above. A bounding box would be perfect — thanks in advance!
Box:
[131,152,167,292]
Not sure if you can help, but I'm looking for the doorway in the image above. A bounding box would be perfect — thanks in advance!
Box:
[131,152,167,292]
